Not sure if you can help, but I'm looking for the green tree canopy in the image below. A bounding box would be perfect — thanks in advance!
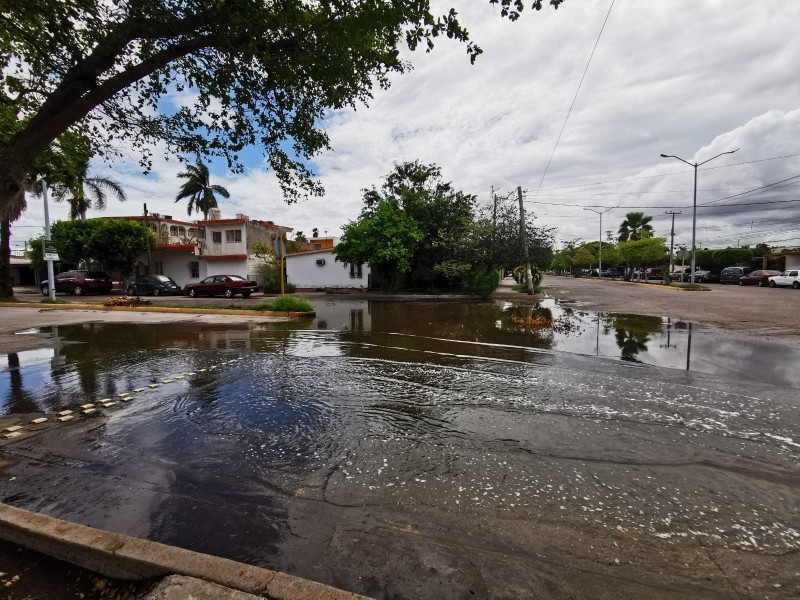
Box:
[51,218,156,276]
[617,237,667,271]
[0,0,563,214]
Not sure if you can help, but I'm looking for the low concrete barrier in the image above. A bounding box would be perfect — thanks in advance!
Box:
[0,503,366,600]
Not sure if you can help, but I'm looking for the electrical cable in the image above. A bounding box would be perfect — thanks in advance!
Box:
[530,0,616,198]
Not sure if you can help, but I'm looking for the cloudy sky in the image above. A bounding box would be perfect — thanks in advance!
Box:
[12,0,800,253]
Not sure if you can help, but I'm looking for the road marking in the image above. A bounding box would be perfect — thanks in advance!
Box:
[57,410,73,416]
[31,418,48,424]
[3,426,22,433]
[57,415,74,422]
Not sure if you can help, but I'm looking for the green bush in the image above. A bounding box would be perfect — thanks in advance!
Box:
[254,296,314,312]
[467,265,499,298]
[262,272,296,294]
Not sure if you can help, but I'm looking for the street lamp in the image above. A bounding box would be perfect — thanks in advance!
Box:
[583,206,616,278]
[660,148,738,283]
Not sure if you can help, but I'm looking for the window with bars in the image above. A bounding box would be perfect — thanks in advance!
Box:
[350,263,363,278]
[225,229,242,243]
[212,231,222,244]
[189,261,199,278]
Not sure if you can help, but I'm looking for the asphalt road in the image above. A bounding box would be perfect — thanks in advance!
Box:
[540,275,800,347]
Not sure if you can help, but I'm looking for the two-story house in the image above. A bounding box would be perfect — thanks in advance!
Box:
[121,208,291,287]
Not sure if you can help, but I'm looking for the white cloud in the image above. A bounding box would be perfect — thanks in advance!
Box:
[11,0,800,253]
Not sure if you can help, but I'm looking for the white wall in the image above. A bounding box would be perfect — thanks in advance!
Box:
[201,259,250,280]
[286,251,369,288]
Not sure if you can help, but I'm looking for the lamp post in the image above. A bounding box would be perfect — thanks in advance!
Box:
[583,206,615,278]
[660,148,738,283]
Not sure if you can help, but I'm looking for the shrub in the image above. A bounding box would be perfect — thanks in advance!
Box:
[254,296,314,312]
[467,265,499,298]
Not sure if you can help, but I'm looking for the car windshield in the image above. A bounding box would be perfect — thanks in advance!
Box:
[154,276,173,282]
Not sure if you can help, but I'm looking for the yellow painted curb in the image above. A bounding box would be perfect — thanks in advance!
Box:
[0,302,315,318]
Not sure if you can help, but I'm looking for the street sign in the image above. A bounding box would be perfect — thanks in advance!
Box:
[43,239,59,262]
[273,237,286,257]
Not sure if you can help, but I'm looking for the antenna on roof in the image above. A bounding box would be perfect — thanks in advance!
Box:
[143,203,148,217]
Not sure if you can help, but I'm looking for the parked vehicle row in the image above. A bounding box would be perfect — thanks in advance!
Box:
[42,272,259,298]
[768,269,800,289]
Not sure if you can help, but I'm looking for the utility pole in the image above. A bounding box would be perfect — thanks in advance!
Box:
[517,186,533,294]
[665,210,681,273]
[583,206,616,278]
[42,180,56,302]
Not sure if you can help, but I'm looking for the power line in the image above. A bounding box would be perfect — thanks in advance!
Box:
[531,0,616,198]
[534,151,800,193]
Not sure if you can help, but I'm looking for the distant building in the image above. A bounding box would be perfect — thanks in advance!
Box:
[762,247,800,270]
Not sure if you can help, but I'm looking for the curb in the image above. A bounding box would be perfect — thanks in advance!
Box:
[0,503,367,600]
[0,302,315,319]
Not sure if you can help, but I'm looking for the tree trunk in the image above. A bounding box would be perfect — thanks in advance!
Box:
[0,219,13,298]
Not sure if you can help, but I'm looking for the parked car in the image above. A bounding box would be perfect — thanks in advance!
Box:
[645,268,664,280]
[719,266,753,284]
[41,270,113,296]
[126,275,182,296]
[601,268,624,278]
[768,269,800,289]
[183,274,258,298]
[669,267,705,282]
[697,270,721,283]
[738,269,782,287]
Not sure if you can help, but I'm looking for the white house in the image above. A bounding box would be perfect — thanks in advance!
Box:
[285,248,369,289]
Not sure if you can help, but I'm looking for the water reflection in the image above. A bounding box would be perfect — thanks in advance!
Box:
[2,299,800,419]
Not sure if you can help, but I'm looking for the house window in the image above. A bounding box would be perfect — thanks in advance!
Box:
[350,263,363,278]
[154,261,164,275]
[212,231,222,244]
[225,229,242,243]
[170,225,179,236]
[189,261,199,278]
[188,227,202,239]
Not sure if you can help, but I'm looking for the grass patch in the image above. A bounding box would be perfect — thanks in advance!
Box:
[511,284,541,294]
[135,298,314,312]
[671,283,711,291]
[254,295,314,312]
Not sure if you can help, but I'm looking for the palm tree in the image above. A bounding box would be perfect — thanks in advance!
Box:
[175,159,230,219]
[618,212,654,242]
[63,174,126,220]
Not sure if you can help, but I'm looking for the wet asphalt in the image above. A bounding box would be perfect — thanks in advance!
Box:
[0,288,798,599]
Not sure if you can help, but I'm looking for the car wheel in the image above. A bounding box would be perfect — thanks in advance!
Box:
[757,280,764,287]
[794,281,800,290]
[41,285,49,296]
[769,280,776,288]
[153,288,161,297]
[242,292,251,299]
[126,286,136,296]
[738,280,743,286]
[224,288,233,299]
[73,285,83,296]
[188,289,197,298]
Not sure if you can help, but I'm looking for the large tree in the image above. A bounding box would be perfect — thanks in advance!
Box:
[0,0,564,212]
[175,159,229,219]
[51,218,155,276]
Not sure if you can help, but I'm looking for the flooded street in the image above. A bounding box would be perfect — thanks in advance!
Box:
[1,299,799,598]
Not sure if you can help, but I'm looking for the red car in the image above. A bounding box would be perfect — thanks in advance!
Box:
[738,270,781,287]
[183,274,258,298]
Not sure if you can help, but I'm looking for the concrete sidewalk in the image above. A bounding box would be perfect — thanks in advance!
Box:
[0,503,368,600]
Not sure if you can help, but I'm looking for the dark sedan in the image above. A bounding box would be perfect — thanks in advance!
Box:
[126,275,182,296]
[183,274,258,298]
[738,269,782,287]
[41,270,112,296]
